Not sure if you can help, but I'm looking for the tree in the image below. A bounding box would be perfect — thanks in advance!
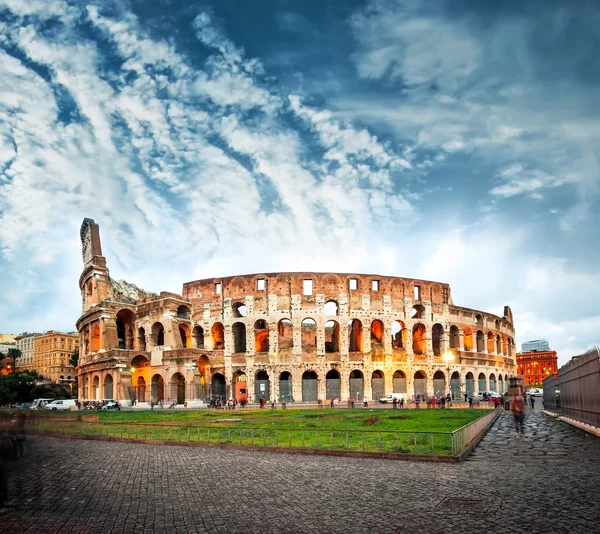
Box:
[7,347,22,361]
[69,348,79,369]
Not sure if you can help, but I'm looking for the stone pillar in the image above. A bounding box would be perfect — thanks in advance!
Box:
[362,323,371,353]
[246,364,255,403]
[224,325,233,356]
[269,323,278,356]
[442,331,450,355]
[317,377,326,401]
[340,322,349,360]
[426,375,434,398]
[405,328,413,356]
[383,321,393,354]
[340,370,349,401]
[316,324,325,357]
[364,372,373,401]
[271,369,279,402]
[425,325,433,355]
[292,326,302,357]
[247,322,255,355]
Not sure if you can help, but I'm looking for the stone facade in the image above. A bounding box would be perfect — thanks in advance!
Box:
[33,331,79,383]
[77,218,517,405]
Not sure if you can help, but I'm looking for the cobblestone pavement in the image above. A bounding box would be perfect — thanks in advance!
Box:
[1,411,598,533]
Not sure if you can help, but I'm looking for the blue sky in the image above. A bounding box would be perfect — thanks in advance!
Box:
[0,0,598,365]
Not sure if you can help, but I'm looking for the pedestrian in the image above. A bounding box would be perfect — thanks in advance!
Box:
[441,396,446,409]
[415,397,420,409]
[464,393,468,402]
[530,396,535,410]
[399,398,404,409]
[511,393,525,436]
[330,398,335,409]
[392,397,398,410]
[468,397,473,408]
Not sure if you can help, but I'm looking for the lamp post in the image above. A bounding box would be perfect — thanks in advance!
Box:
[442,351,454,397]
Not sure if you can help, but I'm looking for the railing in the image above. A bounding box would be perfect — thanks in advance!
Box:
[26,411,501,457]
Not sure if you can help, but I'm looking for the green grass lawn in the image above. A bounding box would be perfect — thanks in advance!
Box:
[29,409,492,455]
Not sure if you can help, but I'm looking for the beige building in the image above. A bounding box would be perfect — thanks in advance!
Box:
[14,333,42,372]
[33,331,79,383]
[77,218,517,405]
[0,334,16,344]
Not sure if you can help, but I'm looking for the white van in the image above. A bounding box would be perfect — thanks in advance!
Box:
[379,393,406,404]
[527,388,543,397]
[45,399,77,411]
[30,398,55,410]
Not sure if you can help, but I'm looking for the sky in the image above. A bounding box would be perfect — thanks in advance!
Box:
[0,0,598,365]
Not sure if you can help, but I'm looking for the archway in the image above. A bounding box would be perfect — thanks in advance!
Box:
[302,370,318,402]
[279,371,292,402]
[371,370,384,400]
[325,320,340,353]
[475,314,483,326]
[413,371,426,399]
[450,371,460,398]
[498,374,504,394]
[138,327,147,351]
[392,370,406,393]
[152,322,165,347]
[92,375,100,400]
[179,325,190,348]
[349,369,364,401]
[348,319,363,352]
[171,372,185,404]
[370,320,384,349]
[151,374,164,403]
[255,370,270,401]
[232,322,246,353]
[432,324,443,356]
[193,326,204,349]
[476,330,485,352]
[412,324,426,355]
[323,300,338,316]
[412,305,425,319]
[177,305,191,320]
[136,376,146,403]
[104,374,114,400]
[326,369,341,400]
[277,319,293,350]
[489,373,497,392]
[254,320,269,353]
[449,325,460,349]
[233,372,248,403]
[433,370,445,396]
[496,335,502,355]
[301,318,317,353]
[464,328,473,351]
[487,332,494,354]
[233,302,247,318]
[478,372,487,393]
[504,374,509,392]
[116,309,135,350]
[211,373,226,401]
[211,323,224,350]
[391,321,406,349]
[466,372,475,397]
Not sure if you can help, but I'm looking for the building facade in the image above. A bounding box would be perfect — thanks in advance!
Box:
[0,334,16,344]
[14,333,42,372]
[521,339,550,352]
[77,218,517,405]
[33,331,79,383]
[517,343,558,386]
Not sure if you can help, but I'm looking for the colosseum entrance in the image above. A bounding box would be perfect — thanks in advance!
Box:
[211,373,226,401]
[255,370,270,401]
[302,371,318,402]
[326,370,341,400]
[349,370,364,401]
[279,372,292,402]
[371,370,384,400]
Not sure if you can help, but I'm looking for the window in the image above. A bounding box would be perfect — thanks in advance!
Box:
[215,282,222,295]
[414,285,421,301]
[303,279,313,296]
[349,278,358,290]
[257,278,266,291]
[371,280,380,291]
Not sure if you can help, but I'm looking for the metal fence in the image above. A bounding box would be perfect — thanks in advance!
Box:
[557,347,600,428]
[26,408,499,457]
[542,374,559,413]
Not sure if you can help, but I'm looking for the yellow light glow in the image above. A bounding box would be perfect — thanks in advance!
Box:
[130,367,135,373]
[442,351,453,363]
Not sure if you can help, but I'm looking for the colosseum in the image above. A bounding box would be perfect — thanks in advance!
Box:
[77,218,517,406]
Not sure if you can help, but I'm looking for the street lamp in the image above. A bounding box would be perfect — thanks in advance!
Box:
[442,351,454,396]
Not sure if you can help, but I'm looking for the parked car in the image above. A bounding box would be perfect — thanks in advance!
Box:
[30,398,55,410]
[527,388,543,397]
[379,393,406,404]
[102,400,120,410]
[45,399,77,411]
[14,402,31,410]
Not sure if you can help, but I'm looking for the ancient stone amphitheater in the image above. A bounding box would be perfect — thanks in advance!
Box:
[77,219,517,406]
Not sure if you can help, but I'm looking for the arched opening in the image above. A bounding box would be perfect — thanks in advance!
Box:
[478,372,486,393]
[432,324,443,356]
[233,372,248,403]
[254,320,269,353]
[449,325,460,349]
[466,372,475,397]
[324,320,340,353]
[177,305,191,320]
[116,309,135,350]
[348,319,363,352]
[171,372,185,404]
[104,374,114,399]
[495,319,500,329]
[475,314,483,325]
[211,322,224,350]
[413,371,426,399]
[179,324,190,348]
[152,322,165,347]
[504,374,509,392]
[279,371,292,402]
[323,300,339,316]
[370,320,384,349]
[137,327,147,351]
[391,321,406,349]
[232,322,247,353]
[326,369,341,400]
[135,376,146,403]
[233,302,247,318]
[92,324,101,352]
[450,371,460,398]
[412,323,426,355]
[502,335,508,355]
[277,319,293,350]
[92,375,100,400]
[131,354,149,369]
[151,374,164,403]
[412,305,425,319]
[302,370,318,402]
[498,374,504,394]
[464,328,473,351]
[301,318,317,354]
[487,332,494,354]
[476,330,485,352]
[433,370,445,396]
[489,373,497,392]
[393,370,407,393]
[211,373,226,401]
[255,370,270,401]
[82,376,89,400]
[193,326,204,349]
[371,370,384,400]
[349,369,364,401]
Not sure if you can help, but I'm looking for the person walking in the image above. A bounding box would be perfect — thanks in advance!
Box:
[511,392,525,437]
[330,398,335,409]
[399,398,404,409]
[530,396,535,410]
[468,397,473,408]
[392,397,398,409]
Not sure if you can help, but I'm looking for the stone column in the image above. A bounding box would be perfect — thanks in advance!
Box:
[269,323,278,356]
[316,323,325,357]
[224,325,233,356]
[271,369,279,402]
[246,365,255,404]
[364,372,373,401]
[405,328,413,356]
[247,322,255,356]
[340,369,349,401]
[339,322,349,361]
[292,326,302,357]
